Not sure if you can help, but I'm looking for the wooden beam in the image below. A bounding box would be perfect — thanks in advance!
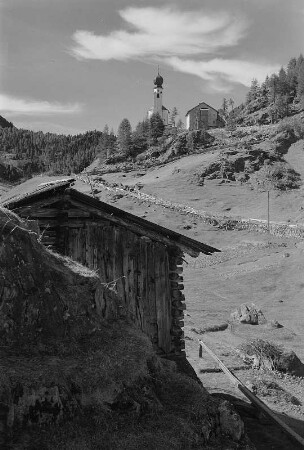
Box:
[9,196,63,215]
[198,339,304,448]
[67,197,200,257]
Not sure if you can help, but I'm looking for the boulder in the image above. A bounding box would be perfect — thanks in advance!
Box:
[277,350,304,376]
[218,400,244,442]
[230,303,267,325]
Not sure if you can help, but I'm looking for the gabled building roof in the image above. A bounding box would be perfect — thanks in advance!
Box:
[2,178,220,257]
[185,102,219,117]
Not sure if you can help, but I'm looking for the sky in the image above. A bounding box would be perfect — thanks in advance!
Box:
[0,0,304,135]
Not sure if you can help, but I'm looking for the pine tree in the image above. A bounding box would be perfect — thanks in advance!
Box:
[222,98,228,117]
[131,118,150,155]
[117,118,132,156]
[297,61,304,109]
[169,107,178,126]
[149,113,165,144]
[228,98,235,111]
[295,54,304,76]
[278,67,289,96]
[260,76,270,106]
[268,74,279,103]
[274,94,289,119]
[107,129,116,158]
[286,57,297,100]
[246,78,260,104]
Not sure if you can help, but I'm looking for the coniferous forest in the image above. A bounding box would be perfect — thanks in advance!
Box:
[221,54,304,126]
[0,121,116,181]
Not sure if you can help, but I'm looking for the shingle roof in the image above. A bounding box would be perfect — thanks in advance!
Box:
[2,178,220,256]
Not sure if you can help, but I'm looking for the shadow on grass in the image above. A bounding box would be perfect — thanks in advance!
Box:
[212,392,304,450]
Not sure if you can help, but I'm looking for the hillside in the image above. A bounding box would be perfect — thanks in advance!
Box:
[0,115,13,129]
[0,206,254,449]
[0,121,106,183]
[226,54,304,127]
[74,146,304,447]
[3,114,304,445]
[86,116,304,224]
[2,57,304,447]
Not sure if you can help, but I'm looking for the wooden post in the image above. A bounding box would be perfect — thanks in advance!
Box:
[267,190,270,233]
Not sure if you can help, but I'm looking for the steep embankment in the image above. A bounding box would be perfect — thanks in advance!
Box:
[0,207,250,449]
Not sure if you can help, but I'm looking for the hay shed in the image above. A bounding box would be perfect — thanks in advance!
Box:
[2,178,219,356]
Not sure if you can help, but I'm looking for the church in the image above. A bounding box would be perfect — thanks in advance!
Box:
[148,71,169,125]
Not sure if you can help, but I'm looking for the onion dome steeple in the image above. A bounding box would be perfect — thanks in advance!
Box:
[154,67,163,88]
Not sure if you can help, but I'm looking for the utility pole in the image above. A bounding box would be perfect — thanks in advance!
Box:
[267,190,270,233]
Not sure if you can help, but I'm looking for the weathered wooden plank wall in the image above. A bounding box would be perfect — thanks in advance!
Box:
[61,218,177,353]
[15,202,185,355]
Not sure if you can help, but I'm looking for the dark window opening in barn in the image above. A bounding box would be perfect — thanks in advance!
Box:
[157,94,159,98]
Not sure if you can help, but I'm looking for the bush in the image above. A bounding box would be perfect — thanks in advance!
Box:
[239,339,304,375]
[277,117,304,139]
[239,339,283,371]
[276,121,294,134]
[254,162,301,190]
[292,117,304,139]
[105,153,127,165]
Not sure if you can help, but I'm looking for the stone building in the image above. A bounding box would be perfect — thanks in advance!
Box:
[148,71,169,125]
[185,102,225,130]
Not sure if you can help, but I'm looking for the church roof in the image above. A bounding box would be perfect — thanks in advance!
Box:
[162,105,169,111]
[154,73,163,87]
[185,102,219,116]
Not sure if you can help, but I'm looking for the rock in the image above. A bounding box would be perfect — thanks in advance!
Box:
[218,400,244,441]
[277,350,304,376]
[230,303,267,325]
[266,320,283,329]
[112,193,124,200]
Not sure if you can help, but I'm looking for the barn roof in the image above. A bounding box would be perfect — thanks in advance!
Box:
[1,178,220,257]
[185,102,219,117]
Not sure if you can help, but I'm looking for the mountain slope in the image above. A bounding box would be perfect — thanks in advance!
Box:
[0,115,13,128]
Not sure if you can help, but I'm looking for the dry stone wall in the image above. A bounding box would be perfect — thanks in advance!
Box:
[77,175,304,239]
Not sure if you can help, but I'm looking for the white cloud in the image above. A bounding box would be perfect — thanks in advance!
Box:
[0,93,82,115]
[165,57,280,89]
[70,6,279,91]
[71,7,248,61]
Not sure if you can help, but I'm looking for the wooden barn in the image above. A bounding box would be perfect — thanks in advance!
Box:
[2,179,219,356]
[185,102,225,131]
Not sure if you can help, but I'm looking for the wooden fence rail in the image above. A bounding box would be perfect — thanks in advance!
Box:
[198,339,304,448]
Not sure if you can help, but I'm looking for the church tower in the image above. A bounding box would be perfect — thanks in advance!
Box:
[148,69,169,125]
[153,71,164,116]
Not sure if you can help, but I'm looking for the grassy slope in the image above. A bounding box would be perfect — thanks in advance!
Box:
[101,137,304,224]
[2,122,304,445]
[1,207,229,450]
[81,171,304,442]
[84,127,304,441]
